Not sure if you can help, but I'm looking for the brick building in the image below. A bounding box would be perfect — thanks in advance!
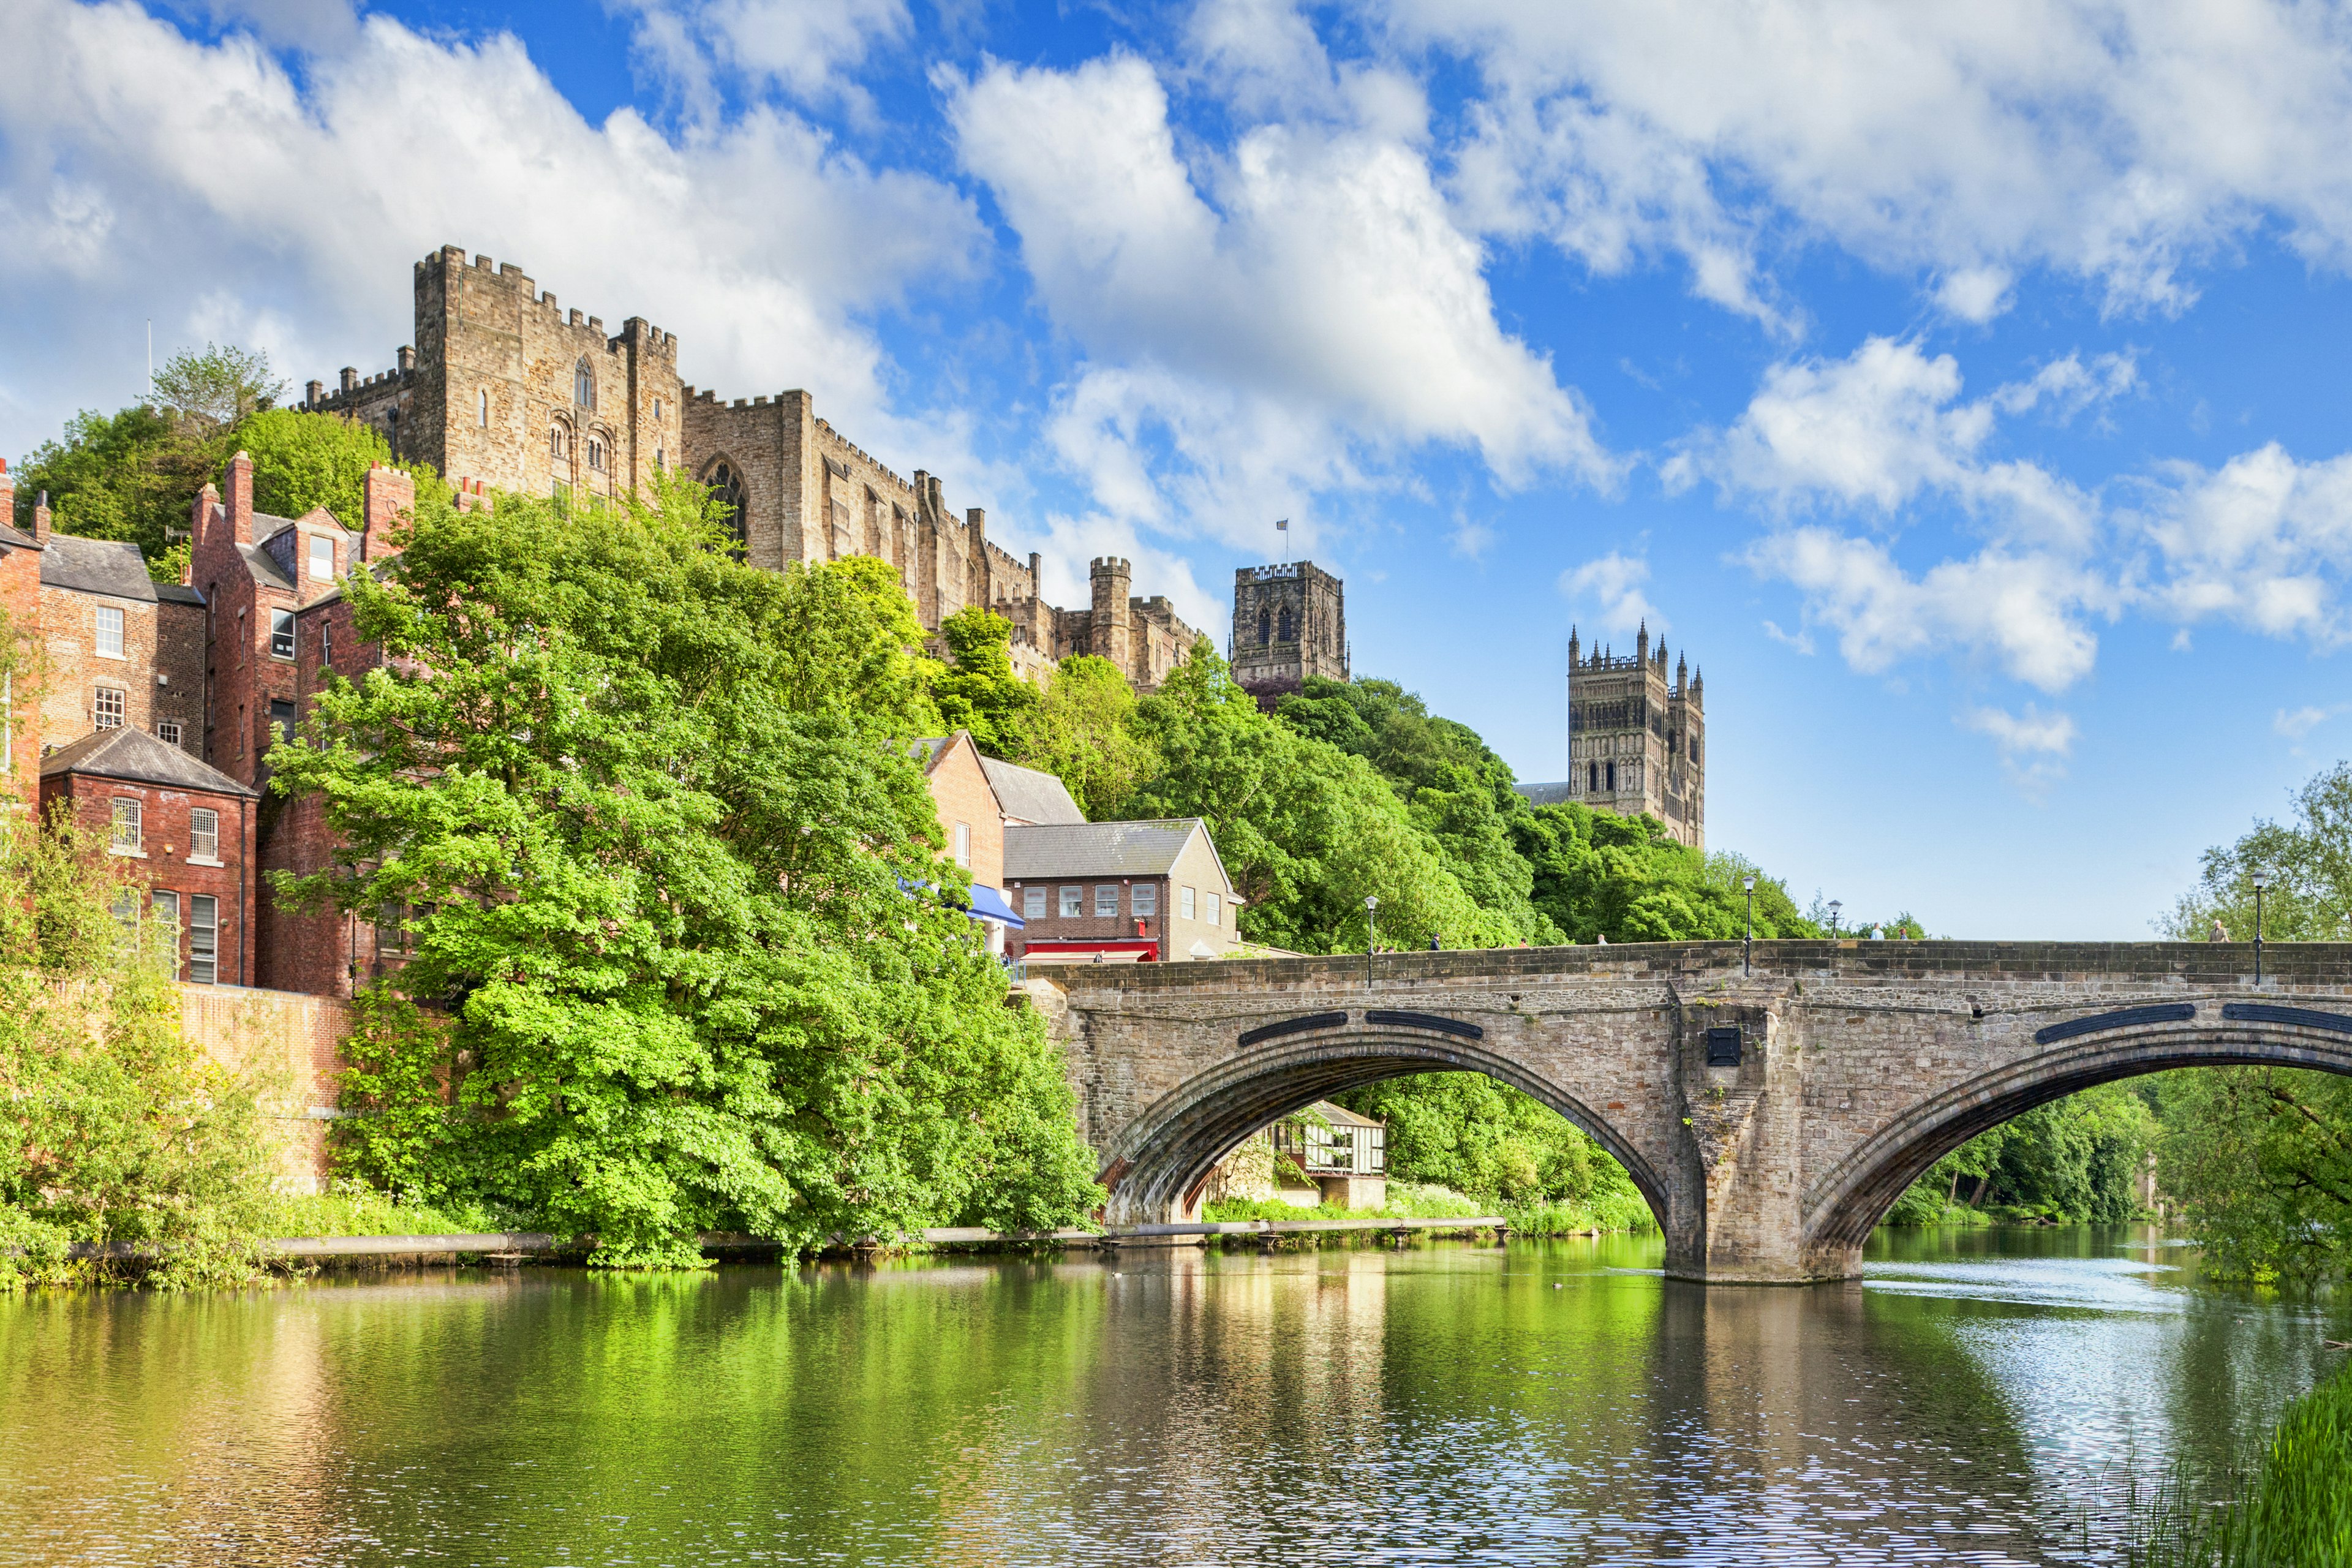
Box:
[36,529,205,753]
[39,726,258,987]
[304,244,1200,690]
[916,730,1023,954]
[1515,622,1706,850]
[1005,819,1242,964]
[1229,560,1348,707]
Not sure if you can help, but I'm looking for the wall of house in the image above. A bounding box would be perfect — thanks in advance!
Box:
[180,982,349,1191]
[40,772,255,987]
[925,736,1005,893]
[1164,831,1240,959]
[1004,872,1166,959]
[36,586,202,748]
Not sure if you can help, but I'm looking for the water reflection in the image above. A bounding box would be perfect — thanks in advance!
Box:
[0,1228,2343,1566]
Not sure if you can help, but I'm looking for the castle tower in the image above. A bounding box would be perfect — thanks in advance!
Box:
[1229,560,1348,709]
[1089,557,1133,673]
[1517,621,1706,848]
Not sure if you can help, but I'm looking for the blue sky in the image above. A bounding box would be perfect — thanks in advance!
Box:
[7,0,2352,938]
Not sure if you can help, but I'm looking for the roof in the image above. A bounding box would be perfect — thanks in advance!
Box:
[1301,1099,1382,1129]
[255,511,350,545]
[981,755,1085,825]
[39,726,257,797]
[156,582,205,605]
[1005,819,1212,881]
[39,533,161,601]
[1515,781,1575,807]
[238,541,296,590]
[0,521,37,551]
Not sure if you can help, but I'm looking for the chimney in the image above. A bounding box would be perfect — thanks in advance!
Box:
[227,451,254,545]
[32,489,51,545]
[396,346,415,374]
[339,366,358,394]
[190,483,217,552]
[361,462,413,562]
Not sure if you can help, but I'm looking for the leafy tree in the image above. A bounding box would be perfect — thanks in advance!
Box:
[12,404,226,574]
[2160,761,2352,942]
[1888,1082,2157,1226]
[1335,1073,1648,1213]
[928,605,1041,758]
[271,474,1099,1265]
[1516,802,1817,943]
[1021,654,1159,819]
[239,407,393,526]
[151,342,286,428]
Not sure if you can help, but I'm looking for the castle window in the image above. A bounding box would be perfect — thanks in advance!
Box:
[1691,737,1700,763]
[655,447,665,472]
[1278,605,1294,643]
[95,687,126,729]
[1587,761,1597,793]
[1605,761,1616,791]
[549,426,566,459]
[478,389,490,428]
[703,460,749,561]
[653,396,663,421]
[574,358,595,409]
[587,437,605,473]
[95,605,125,658]
[1257,607,1270,647]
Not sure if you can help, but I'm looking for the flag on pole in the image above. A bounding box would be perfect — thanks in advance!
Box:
[1275,518,1288,530]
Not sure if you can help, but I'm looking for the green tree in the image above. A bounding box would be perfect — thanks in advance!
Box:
[2160,761,2352,942]
[1515,802,1818,943]
[1020,654,1159,819]
[928,606,1042,758]
[12,404,225,575]
[151,342,286,428]
[1336,1073,1647,1212]
[271,473,1099,1265]
[238,407,394,526]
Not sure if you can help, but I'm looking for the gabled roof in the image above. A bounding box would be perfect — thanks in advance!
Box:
[39,726,257,797]
[39,534,160,601]
[1005,818,1228,883]
[981,755,1085,825]
[254,511,352,546]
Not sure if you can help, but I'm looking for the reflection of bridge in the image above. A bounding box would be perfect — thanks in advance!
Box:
[1031,941,2352,1283]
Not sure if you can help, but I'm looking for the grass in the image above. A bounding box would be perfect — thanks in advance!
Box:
[263,1183,496,1240]
[1203,1180,1657,1235]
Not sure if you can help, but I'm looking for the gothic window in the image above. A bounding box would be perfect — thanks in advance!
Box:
[587,437,605,473]
[549,425,567,459]
[1691,736,1700,763]
[1278,605,1294,643]
[1587,761,1597,793]
[1257,607,1270,647]
[703,461,750,560]
[1605,760,1616,791]
[574,358,595,409]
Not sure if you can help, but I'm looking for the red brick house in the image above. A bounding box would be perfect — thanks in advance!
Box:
[39,726,259,987]
[1005,819,1243,963]
[916,730,1025,953]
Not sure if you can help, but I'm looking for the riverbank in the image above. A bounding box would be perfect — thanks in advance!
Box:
[1204,1178,1656,1237]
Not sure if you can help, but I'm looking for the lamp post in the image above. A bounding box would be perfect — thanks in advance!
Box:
[1743,874,1756,975]
[2252,870,2268,986]
[1365,894,1379,982]
[1828,900,1843,940]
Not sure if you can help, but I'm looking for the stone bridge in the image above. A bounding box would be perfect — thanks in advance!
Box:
[1031,940,2352,1283]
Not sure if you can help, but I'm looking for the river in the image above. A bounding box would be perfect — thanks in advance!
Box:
[1,1226,2345,1566]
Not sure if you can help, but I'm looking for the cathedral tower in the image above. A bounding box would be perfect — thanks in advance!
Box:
[1229,561,1348,708]
[1516,622,1706,848]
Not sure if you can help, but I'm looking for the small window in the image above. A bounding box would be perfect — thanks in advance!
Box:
[478,388,490,428]
[1133,883,1156,917]
[321,619,332,667]
[271,609,295,659]
[1586,761,1597,793]
[307,535,334,582]
[94,687,126,729]
[1206,891,1221,927]
[1180,885,1196,920]
[157,720,182,748]
[1691,737,1701,763]
[653,396,663,421]
[549,426,565,458]
[375,902,409,956]
[1023,886,1045,921]
[1606,761,1616,791]
[1278,605,1294,643]
[189,808,219,863]
[1257,607,1270,647]
[1095,885,1118,918]
[269,698,295,743]
[188,895,218,985]
[110,889,138,937]
[1059,885,1082,918]
[655,447,665,472]
[111,797,141,854]
[574,358,595,409]
[95,604,126,658]
[953,821,971,868]
[151,891,180,976]
[588,437,605,473]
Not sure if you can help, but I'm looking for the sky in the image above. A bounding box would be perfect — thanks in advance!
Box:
[6,0,2352,938]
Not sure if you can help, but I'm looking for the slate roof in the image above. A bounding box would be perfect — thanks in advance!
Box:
[1005,819,1207,880]
[39,725,257,797]
[0,521,37,551]
[157,582,205,605]
[981,755,1086,826]
[39,533,162,601]
[238,541,296,591]
[1513,781,1575,807]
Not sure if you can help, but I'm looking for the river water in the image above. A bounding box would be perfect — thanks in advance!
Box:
[2,1226,2346,1567]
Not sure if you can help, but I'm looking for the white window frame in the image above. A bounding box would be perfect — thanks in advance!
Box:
[189,807,221,865]
[188,894,218,985]
[1059,885,1082,918]
[1132,883,1156,917]
[151,891,180,978]
[1022,886,1044,920]
[94,686,126,729]
[94,603,126,659]
[1207,891,1221,927]
[1095,885,1118,918]
[110,797,141,856]
[156,719,182,748]
[270,608,295,660]
[1180,885,1196,920]
[952,821,971,868]
[307,534,334,582]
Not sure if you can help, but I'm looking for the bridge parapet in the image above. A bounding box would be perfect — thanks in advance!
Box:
[1038,941,2352,1282]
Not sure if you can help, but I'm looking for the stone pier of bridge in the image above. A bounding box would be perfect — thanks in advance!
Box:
[1025,940,2352,1283]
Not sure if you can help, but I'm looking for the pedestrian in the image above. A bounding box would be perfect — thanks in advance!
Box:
[2207,918,2228,942]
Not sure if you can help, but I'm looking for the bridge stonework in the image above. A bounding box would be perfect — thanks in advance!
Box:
[1033,941,2352,1283]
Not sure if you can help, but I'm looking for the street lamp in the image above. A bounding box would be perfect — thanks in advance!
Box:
[1365,894,1379,959]
[1743,874,1757,975]
[2252,870,2269,986]
[1828,900,1843,940]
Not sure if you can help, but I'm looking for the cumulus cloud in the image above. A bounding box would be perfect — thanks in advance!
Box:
[1385,0,2352,320]
[1558,551,1660,634]
[1964,703,2077,792]
[2275,704,2339,739]
[2139,444,2352,642]
[944,52,1611,552]
[615,0,910,121]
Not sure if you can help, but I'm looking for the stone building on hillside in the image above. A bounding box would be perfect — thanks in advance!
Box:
[1515,622,1706,850]
[1229,560,1348,708]
[303,244,1199,690]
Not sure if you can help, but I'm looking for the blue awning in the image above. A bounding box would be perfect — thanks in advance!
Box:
[967,883,1025,928]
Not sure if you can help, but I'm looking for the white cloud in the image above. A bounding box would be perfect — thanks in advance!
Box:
[2139,443,2352,641]
[615,0,909,121]
[1760,619,1813,655]
[2275,704,2339,739]
[1558,551,1659,634]
[0,0,981,486]
[1964,703,2077,793]
[944,52,1612,553]
[1384,0,2352,322]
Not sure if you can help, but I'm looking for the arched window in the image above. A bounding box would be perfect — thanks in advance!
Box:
[1278,605,1294,643]
[587,437,605,473]
[1257,607,1271,647]
[1587,761,1597,793]
[1605,761,1616,791]
[574,358,595,409]
[704,460,749,560]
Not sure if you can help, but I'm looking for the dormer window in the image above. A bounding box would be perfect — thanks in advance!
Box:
[574,358,595,409]
[307,534,334,582]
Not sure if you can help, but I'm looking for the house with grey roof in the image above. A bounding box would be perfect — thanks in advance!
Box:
[21,499,208,757]
[979,755,1085,826]
[1004,818,1243,963]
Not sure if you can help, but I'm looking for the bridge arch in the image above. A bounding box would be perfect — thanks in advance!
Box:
[1096,1025,1668,1227]
[1803,1013,2352,1271]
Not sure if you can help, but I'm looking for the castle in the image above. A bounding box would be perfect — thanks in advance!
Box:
[1515,623,1706,849]
[303,244,1197,688]
[1228,560,1348,707]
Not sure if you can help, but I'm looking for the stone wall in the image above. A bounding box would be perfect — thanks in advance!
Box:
[180,982,350,1192]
